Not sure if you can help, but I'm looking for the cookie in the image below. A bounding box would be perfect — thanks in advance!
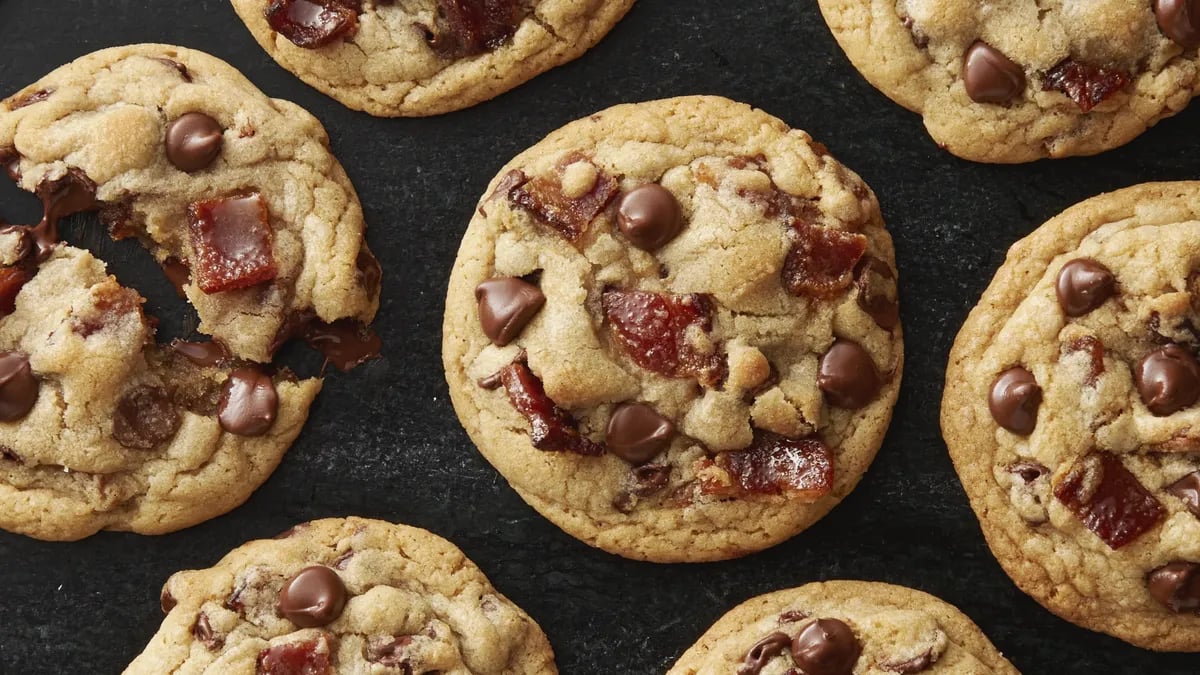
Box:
[0,45,381,540]
[442,95,902,562]
[943,182,1200,649]
[229,0,637,116]
[668,581,1018,675]
[124,517,556,674]
[817,0,1200,162]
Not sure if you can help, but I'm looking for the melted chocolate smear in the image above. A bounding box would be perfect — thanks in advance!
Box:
[27,169,99,259]
[272,312,381,372]
[162,257,190,298]
[170,339,230,367]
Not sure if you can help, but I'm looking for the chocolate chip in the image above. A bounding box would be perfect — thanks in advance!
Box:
[192,612,224,650]
[0,352,38,421]
[605,402,674,464]
[112,386,182,450]
[475,277,545,346]
[737,632,792,675]
[1155,0,1200,49]
[882,650,935,673]
[1055,258,1115,317]
[854,256,899,330]
[962,41,1026,104]
[165,113,223,172]
[616,184,683,251]
[365,634,414,667]
[988,367,1041,435]
[1009,461,1049,483]
[791,619,862,675]
[218,368,278,436]
[152,57,193,82]
[1148,562,1200,613]
[278,565,347,628]
[160,588,177,614]
[1168,471,1200,517]
[171,340,229,368]
[817,339,881,409]
[1135,345,1200,416]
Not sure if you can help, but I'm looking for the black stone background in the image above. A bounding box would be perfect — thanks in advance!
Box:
[0,1,1198,673]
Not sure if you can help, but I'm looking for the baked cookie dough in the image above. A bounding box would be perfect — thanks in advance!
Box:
[443,95,903,562]
[943,182,1200,650]
[124,517,556,674]
[229,0,637,116]
[817,0,1200,162]
[668,581,1018,675]
[0,45,381,540]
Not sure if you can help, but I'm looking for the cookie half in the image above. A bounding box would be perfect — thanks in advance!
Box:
[668,581,1018,675]
[817,0,1200,162]
[0,45,381,539]
[124,517,556,674]
[229,0,636,116]
[943,182,1200,649]
[443,96,902,562]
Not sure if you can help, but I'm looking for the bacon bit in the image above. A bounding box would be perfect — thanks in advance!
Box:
[1053,452,1165,549]
[1043,60,1131,113]
[783,222,868,298]
[698,432,834,500]
[257,634,334,675]
[1064,336,1105,386]
[509,153,619,241]
[422,0,523,58]
[602,288,726,387]
[0,267,32,317]
[187,193,277,294]
[266,0,359,48]
[500,360,604,456]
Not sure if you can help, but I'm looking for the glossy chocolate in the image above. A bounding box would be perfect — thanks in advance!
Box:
[1055,258,1115,317]
[736,632,792,675]
[988,367,1041,435]
[475,277,545,346]
[616,184,683,251]
[1147,562,1200,613]
[790,619,861,675]
[165,113,223,172]
[605,402,674,465]
[0,351,37,421]
[218,368,278,436]
[817,339,881,409]
[1156,0,1200,49]
[278,565,348,627]
[962,41,1026,104]
[1135,344,1200,416]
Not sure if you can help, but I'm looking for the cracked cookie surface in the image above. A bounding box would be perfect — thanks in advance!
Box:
[124,517,557,674]
[943,182,1200,650]
[667,581,1018,675]
[442,96,902,562]
[0,44,380,540]
[229,0,637,116]
[817,0,1200,162]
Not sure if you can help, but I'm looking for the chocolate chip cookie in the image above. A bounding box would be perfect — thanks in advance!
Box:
[124,517,556,674]
[943,182,1200,649]
[817,0,1200,162]
[442,96,903,562]
[0,45,381,539]
[668,581,1018,675]
[229,0,637,116]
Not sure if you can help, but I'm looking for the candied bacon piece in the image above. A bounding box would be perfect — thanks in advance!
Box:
[266,0,359,48]
[187,193,277,294]
[699,432,834,499]
[1043,60,1131,113]
[424,0,523,58]
[783,222,868,298]
[509,154,619,241]
[257,636,334,675]
[1053,452,1165,549]
[500,360,604,456]
[0,266,32,317]
[601,288,726,387]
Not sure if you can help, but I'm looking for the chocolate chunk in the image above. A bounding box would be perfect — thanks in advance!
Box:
[1135,344,1200,416]
[192,613,224,650]
[962,41,1026,104]
[356,245,382,299]
[152,57,193,82]
[1155,0,1200,49]
[1055,258,1115,316]
[266,0,359,48]
[112,386,182,450]
[737,632,792,675]
[365,634,414,666]
[988,367,1041,435]
[187,193,277,293]
[165,113,223,172]
[475,277,545,346]
[160,588,177,614]
[1167,471,1200,517]
[1148,562,1200,613]
[218,368,278,436]
[817,339,881,409]
[616,184,683,250]
[423,0,523,58]
[0,352,38,421]
[854,256,899,330]
[303,320,382,371]
[790,619,861,675]
[278,566,348,628]
[1043,59,1131,112]
[882,650,935,673]
[612,463,671,512]
[606,402,674,464]
[170,340,229,367]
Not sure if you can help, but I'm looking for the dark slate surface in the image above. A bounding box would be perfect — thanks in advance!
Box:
[0,1,1198,673]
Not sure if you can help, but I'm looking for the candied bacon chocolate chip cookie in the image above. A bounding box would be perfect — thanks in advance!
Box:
[943,182,1200,650]
[667,581,1018,675]
[0,45,381,540]
[228,0,637,116]
[817,0,1200,162]
[442,96,903,562]
[124,517,556,674]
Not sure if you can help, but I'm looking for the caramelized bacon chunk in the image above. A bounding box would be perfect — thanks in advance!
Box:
[508,154,619,241]
[602,288,725,387]
[1053,452,1165,549]
[500,360,603,456]
[700,432,834,500]
[187,193,277,294]
[266,0,359,48]
[424,0,523,58]
[257,635,334,675]
[783,222,868,298]
[1043,60,1131,112]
